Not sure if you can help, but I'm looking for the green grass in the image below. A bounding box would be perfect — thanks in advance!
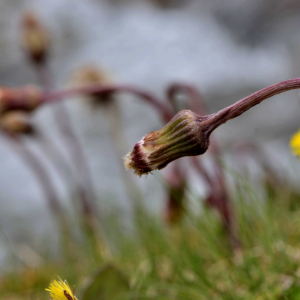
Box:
[1,178,300,300]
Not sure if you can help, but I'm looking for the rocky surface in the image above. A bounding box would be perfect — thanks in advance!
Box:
[0,0,300,270]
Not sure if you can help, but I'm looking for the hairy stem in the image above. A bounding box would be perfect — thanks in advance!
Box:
[204,78,300,134]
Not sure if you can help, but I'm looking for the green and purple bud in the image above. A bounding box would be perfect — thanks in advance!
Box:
[126,78,300,177]
[124,110,210,176]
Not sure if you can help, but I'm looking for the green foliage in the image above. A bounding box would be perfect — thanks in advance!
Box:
[2,181,300,299]
[80,264,129,300]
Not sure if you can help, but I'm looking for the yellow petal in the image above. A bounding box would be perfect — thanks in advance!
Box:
[46,277,75,300]
[290,130,300,156]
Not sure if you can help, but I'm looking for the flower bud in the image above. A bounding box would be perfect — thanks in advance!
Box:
[0,85,41,113]
[72,65,113,106]
[290,129,300,157]
[0,111,35,135]
[124,110,210,176]
[21,12,50,64]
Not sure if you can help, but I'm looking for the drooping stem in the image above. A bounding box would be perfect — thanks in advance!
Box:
[204,78,300,134]
[195,78,300,248]
[41,85,173,122]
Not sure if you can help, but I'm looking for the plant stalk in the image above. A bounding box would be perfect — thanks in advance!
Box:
[203,78,300,134]
[41,84,173,122]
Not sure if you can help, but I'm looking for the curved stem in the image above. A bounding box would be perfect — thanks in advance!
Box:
[204,78,300,134]
[41,85,173,122]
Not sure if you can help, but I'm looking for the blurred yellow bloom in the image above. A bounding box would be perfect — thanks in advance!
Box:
[290,130,300,157]
[46,277,77,300]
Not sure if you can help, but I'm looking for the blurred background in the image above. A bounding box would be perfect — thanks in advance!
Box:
[1,0,300,298]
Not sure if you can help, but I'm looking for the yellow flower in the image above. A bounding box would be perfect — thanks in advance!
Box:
[46,277,77,300]
[290,130,300,157]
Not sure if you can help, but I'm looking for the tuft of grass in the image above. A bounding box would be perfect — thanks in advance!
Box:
[2,180,300,299]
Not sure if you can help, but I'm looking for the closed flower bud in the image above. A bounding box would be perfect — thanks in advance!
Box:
[0,111,35,135]
[0,85,41,113]
[124,110,210,176]
[21,12,50,64]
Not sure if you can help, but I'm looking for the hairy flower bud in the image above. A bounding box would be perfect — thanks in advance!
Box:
[124,110,210,176]
[0,111,35,135]
[0,86,41,113]
[21,12,50,64]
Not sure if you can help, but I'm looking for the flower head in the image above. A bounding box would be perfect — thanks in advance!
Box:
[72,65,113,106]
[46,277,77,300]
[0,111,35,135]
[290,129,300,157]
[124,110,210,176]
[0,85,41,113]
[21,12,50,64]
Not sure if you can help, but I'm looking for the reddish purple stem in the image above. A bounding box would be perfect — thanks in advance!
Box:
[204,78,300,134]
[41,85,174,122]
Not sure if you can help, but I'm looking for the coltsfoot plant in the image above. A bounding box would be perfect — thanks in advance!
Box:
[125,78,300,175]
[46,277,78,300]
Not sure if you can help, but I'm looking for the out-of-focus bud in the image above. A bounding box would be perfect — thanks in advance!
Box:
[72,65,113,106]
[21,12,50,64]
[163,165,186,225]
[0,111,35,135]
[124,110,210,176]
[0,86,41,113]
